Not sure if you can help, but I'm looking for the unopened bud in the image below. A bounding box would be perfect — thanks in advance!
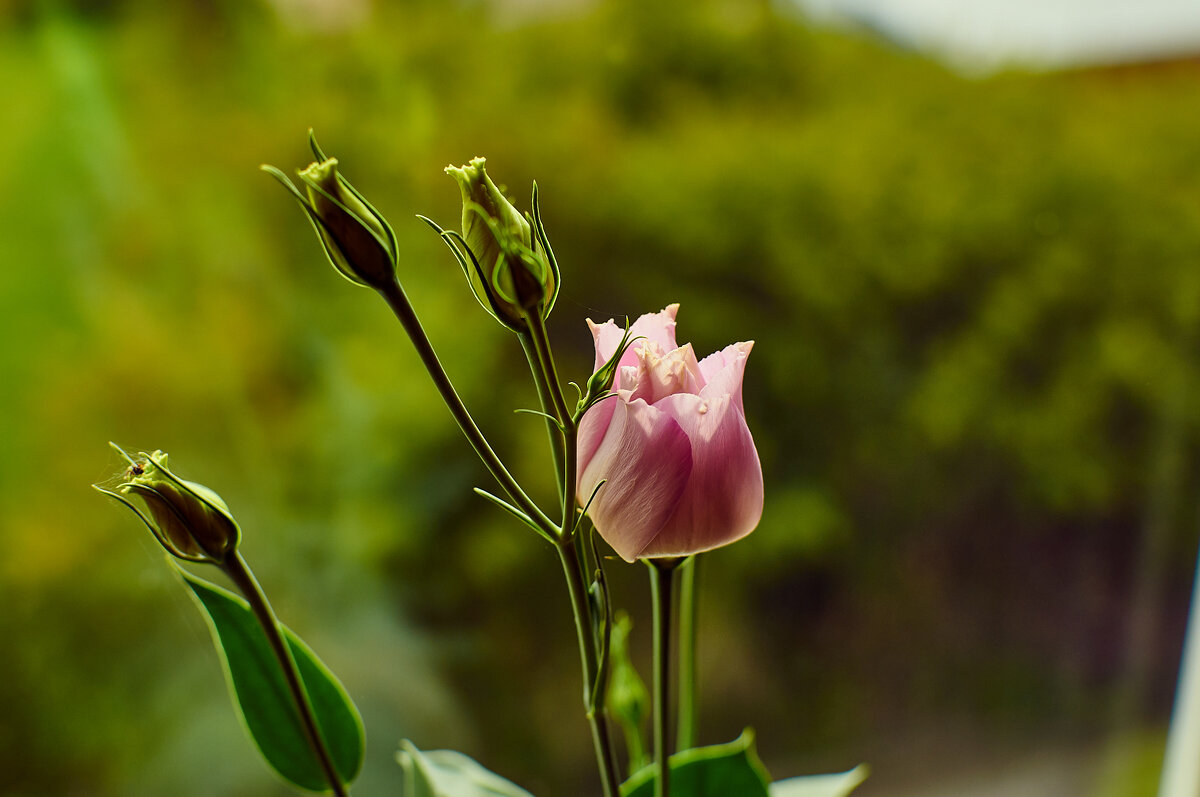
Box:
[96,446,240,563]
[263,131,398,291]
[439,158,559,331]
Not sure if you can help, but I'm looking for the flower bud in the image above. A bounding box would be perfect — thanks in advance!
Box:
[436,158,559,331]
[96,446,241,563]
[262,131,398,291]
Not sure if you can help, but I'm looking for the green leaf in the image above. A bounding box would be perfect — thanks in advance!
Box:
[769,766,868,797]
[397,740,535,797]
[607,612,650,772]
[622,730,770,797]
[180,569,364,792]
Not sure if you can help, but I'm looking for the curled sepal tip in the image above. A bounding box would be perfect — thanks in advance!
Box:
[95,443,240,564]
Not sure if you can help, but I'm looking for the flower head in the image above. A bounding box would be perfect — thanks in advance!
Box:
[577,305,763,562]
[96,445,240,563]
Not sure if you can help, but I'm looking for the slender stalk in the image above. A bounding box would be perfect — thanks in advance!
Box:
[377,279,556,536]
[525,310,572,428]
[559,539,622,797]
[519,332,566,502]
[561,413,579,541]
[649,559,681,797]
[520,312,618,796]
[222,552,348,797]
[676,555,698,752]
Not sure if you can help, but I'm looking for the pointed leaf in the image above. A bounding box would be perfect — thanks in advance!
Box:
[397,740,535,797]
[769,766,868,797]
[180,569,364,792]
[622,730,770,797]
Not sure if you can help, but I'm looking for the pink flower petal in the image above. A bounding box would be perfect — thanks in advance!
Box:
[698,341,753,411]
[634,392,763,559]
[626,342,705,405]
[588,304,681,371]
[577,392,617,477]
[578,396,693,562]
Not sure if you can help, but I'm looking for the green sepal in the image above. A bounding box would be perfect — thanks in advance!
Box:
[622,730,770,797]
[179,568,365,792]
[769,766,868,797]
[295,170,398,283]
[308,127,328,161]
[418,214,522,332]
[262,164,370,288]
[577,323,641,421]
[464,200,547,312]
[529,182,560,319]
[397,740,535,797]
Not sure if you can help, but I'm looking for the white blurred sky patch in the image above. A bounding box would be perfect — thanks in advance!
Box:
[792,0,1200,72]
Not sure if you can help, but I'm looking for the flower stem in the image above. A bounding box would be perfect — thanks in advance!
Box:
[676,556,698,752]
[222,552,348,797]
[525,310,572,428]
[648,558,681,797]
[519,331,566,503]
[559,538,622,797]
[523,312,620,794]
[377,278,556,536]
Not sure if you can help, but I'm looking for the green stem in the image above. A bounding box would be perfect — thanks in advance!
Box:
[523,311,619,793]
[676,556,698,752]
[649,559,681,797]
[561,414,579,540]
[559,539,622,797]
[519,332,567,503]
[520,310,578,540]
[525,310,572,429]
[222,552,348,797]
[377,279,556,536]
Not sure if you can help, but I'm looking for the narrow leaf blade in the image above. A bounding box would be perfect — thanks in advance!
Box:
[397,740,535,797]
[180,569,365,791]
[769,766,868,797]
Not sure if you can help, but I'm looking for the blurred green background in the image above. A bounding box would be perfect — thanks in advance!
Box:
[3,0,1200,794]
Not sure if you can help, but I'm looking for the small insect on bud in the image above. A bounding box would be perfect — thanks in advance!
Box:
[262,130,399,291]
[95,444,241,564]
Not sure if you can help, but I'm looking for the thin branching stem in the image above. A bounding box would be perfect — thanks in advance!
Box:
[526,310,573,431]
[519,331,567,503]
[222,552,348,797]
[559,537,622,797]
[376,278,556,537]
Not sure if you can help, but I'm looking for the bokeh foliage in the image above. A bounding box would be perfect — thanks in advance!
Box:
[2,0,1199,794]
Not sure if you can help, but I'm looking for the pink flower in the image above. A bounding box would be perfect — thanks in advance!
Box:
[577,304,763,562]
